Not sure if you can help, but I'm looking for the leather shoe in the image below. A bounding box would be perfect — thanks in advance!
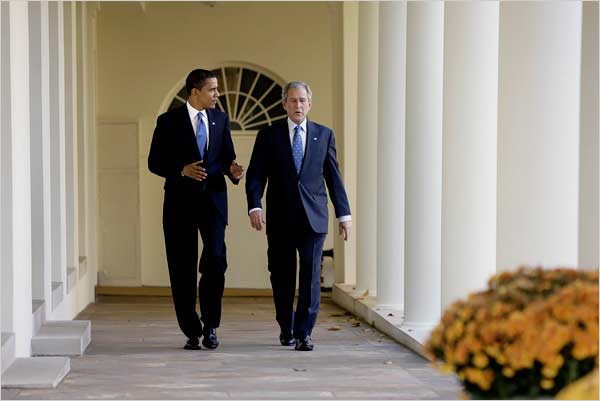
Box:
[279,332,295,346]
[183,338,201,350]
[202,328,219,349]
[294,336,314,351]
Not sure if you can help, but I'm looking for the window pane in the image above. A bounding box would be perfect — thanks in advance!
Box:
[262,85,282,110]
[251,74,273,100]
[211,68,224,88]
[168,98,185,111]
[224,67,240,94]
[236,94,248,117]
[267,103,286,119]
[177,86,188,99]
[218,95,229,116]
[241,99,260,121]
[240,69,258,94]
[245,110,267,126]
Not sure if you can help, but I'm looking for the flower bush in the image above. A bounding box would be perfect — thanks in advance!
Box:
[424,267,599,399]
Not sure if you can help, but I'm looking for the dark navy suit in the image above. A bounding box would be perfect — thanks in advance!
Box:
[148,105,238,339]
[246,119,350,339]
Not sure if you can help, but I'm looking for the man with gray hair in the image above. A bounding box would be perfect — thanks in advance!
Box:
[245,81,352,351]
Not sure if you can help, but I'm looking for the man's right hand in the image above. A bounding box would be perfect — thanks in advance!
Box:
[182,161,207,181]
[249,210,265,231]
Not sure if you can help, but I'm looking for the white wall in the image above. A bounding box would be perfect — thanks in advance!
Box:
[97,2,341,288]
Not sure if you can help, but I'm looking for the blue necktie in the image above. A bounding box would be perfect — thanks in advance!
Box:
[196,112,207,160]
[292,125,303,174]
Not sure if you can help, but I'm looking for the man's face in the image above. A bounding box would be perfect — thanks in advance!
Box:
[191,77,219,110]
[283,87,312,125]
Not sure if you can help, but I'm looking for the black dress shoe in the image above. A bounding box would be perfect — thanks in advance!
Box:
[202,328,219,349]
[183,338,201,350]
[279,332,295,346]
[294,336,314,351]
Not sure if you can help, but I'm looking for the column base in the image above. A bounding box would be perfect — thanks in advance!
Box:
[332,283,431,359]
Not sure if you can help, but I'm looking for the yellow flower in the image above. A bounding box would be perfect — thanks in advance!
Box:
[473,353,489,369]
[502,367,515,378]
[542,366,558,378]
[440,364,455,374]
[540,379,554,390]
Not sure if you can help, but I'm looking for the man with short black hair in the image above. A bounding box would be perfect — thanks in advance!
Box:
[149,69,244,350]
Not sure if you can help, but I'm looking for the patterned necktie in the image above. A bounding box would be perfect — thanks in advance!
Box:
[292,125,303,174]
[196,112,207,160]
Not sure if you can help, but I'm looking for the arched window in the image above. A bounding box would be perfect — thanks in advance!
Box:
[167,64,287,131]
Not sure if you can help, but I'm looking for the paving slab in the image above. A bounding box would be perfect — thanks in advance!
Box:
[1,357,70,388]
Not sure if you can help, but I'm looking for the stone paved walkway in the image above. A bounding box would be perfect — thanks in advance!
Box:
[2,296,461,399]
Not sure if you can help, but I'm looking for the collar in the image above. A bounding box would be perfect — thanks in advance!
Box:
[287,117,307,133]
[187,101,207,120]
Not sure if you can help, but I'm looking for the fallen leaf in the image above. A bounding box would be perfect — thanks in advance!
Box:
[387,313,394,317]
[361,289,369,297]
[329,313,346,317]
[293,368,307,372]
[328,326,341,331]
[384,360,393,365]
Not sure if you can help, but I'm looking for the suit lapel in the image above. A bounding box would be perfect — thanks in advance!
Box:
[179,105,203,160]
[278,121,298,177]
[300,120,319,178]
[206,109,216,159]
[181,105,196,139]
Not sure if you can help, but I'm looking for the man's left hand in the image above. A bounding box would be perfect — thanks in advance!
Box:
[339,221,351,241]
[230,160,245,180]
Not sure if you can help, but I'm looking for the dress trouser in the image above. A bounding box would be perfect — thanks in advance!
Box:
[163,190,227,340]
[267,217,326,340]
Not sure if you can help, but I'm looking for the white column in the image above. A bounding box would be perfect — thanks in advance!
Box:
[29,0,45,302]
[86,4,99,292]
[442,2,499,307]
[9,0,34,356]
[341,1,358,286]
[403,2,443,329]
[497,3,582,270]
[355,2,378,296]
[0,0,14,335]
[376,2,406,308]
[578,2,598,269]
[40,0,53,307]
[77,2,88,265]
[64,1,79,281]
[48,1,67,311]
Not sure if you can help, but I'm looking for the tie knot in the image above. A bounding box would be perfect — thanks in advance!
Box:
[198,112,203,121]
[294,125,301,134]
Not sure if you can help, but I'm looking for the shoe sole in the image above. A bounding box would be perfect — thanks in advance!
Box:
[202,341,219,350]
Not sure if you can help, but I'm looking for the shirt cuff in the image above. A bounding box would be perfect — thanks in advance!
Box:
[338,215,352,223]
[249,208,262,215]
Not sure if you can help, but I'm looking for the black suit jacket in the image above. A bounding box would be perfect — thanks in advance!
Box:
[148,105,238,224]
[246,119,351,234]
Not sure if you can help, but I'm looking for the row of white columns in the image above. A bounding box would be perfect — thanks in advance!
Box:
[0,1,97,357]
[349,1,597,335]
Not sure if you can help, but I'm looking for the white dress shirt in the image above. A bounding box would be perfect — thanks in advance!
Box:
[249,117,351,224]
[288,117,307,154]
[187,101,210,150]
